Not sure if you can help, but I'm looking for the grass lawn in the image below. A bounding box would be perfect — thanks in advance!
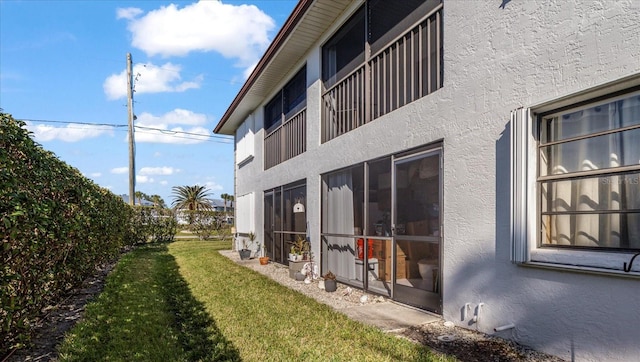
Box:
[58,240,454,361]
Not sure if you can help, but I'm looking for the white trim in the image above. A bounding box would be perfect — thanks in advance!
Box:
[510,107,533,263]
[236,114,255,166]
[529,248,640,274]
[512,73,640,273]
[236,192,255,234]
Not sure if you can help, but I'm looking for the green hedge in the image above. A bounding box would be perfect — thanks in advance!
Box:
[131,206,178,244]
[0,113,137,355]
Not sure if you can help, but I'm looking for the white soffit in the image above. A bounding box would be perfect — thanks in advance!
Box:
[215,0,353,135]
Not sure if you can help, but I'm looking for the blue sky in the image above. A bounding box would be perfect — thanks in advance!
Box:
[1,0,297,205]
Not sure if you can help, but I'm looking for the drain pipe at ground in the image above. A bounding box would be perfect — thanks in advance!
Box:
[494,323,516,332]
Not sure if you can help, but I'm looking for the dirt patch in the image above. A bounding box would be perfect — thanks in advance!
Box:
[2,261,117,362]
[397,322,565,361]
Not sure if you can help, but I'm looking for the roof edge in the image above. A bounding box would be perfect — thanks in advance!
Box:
[213,0,313,134]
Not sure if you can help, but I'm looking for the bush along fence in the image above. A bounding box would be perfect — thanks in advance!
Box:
[0,113,141,355]
[182,209,232,240]
[131,205,178,244]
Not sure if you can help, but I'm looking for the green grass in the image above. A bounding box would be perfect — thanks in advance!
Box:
[58,240,454,361]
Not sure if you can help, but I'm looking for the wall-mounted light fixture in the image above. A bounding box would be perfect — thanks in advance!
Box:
[293,197,305,213]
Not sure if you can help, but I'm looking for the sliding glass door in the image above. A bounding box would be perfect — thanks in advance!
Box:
[392,149,442,313]
[264,181,307,265]
[320,145,443,312]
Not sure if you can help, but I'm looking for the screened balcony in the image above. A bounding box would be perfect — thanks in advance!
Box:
[264,108,306,170]
[322,1,443,142]
[264,66,307,170]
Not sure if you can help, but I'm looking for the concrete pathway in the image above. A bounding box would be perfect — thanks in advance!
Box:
[341,301,440,331]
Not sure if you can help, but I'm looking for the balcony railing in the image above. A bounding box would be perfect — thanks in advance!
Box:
[322,6,442,143]
[264,108,306,169]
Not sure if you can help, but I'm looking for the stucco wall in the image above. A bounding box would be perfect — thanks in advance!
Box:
[439,2,639,360]
[234,1,640,361]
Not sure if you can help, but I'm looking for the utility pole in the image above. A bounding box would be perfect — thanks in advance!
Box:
[126,53,136,206]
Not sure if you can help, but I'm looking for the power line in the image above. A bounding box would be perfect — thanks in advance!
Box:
[18,118,233,141]
[19,118,128,128]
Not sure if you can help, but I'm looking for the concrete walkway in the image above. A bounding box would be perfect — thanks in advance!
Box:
[341,301,440,331]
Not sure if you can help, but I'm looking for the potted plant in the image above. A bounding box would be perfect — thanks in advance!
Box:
[290,235,308,261]
[238,232,255,260]
[289,245,297,262]
[251,231,269,265]
[323,271,337,292]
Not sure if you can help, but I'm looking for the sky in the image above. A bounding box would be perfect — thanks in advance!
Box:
[0,0,298,205]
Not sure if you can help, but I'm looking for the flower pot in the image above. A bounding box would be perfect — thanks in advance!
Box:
[324,279,337,292]
[239,249,251,260]
[259,256,269,265]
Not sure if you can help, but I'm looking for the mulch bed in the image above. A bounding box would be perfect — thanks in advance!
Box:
[2,261,117,362]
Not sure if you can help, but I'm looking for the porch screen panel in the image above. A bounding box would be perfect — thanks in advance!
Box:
[322,167,365,280]
[323,171,355,280]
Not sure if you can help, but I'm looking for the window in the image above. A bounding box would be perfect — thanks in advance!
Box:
[322,6,365,89]
[236,115,254,165]
[236,192,255,234]
[511,79,640,274]
[368,0,435,53]
[264,66,306,132]
[283,67,307,118]
[538,92,640,251]
[264,93,282,131]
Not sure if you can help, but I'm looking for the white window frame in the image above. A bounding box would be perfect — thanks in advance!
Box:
[510,73,640,276]
[236,192,255,235]
[236,115,255,166]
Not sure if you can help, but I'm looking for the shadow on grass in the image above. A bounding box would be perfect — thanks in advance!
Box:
[153,243,241,361]
[56,242,241,361]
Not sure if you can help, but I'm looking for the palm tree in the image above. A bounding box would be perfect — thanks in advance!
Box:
[171,185,213,211]
[220,193,232,213]
[134,191,149,206]
[149,194,166,208]
[171,185,214,226]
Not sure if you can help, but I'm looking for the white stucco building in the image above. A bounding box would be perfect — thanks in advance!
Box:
[213,1,640,360]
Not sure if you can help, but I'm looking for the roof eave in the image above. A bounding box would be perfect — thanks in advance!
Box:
[213,0,314,135]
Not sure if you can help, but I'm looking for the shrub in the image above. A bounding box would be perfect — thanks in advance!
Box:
[131,206,178,243]
[0,113,136,355]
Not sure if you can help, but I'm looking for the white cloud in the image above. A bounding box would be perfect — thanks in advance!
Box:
[90,172,102,178]
[116,7,143,20]
[131,109,211,144]
[137,175,155,183]
[26,123,113,142]
[160,180,168,186]
[103,62,201,100]
[119,1,274,67]
[139,166,180,175]
[111,167,128,174]
[204,180,223,192]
